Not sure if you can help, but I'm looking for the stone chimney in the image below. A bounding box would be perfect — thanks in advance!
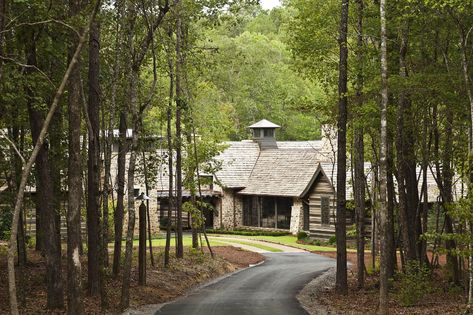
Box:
[321,124,337,153]
[248,119,280,149]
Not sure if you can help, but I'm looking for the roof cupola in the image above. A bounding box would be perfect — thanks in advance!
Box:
[248,119,280,149]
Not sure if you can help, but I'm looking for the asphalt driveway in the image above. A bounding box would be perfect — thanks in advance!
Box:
[154,252,336,315]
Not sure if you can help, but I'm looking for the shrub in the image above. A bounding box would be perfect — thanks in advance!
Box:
[296,231,308,240]
[397,260,432,306]
[206,228,290,237]
[159,217,169,229]
[328,235,336,245]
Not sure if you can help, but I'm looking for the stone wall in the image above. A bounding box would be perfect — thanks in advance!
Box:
[213,188,243,229]
[290,198,303,235]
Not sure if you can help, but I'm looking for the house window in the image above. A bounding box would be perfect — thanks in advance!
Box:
[264,129,274,137]
[243,196,292,229]
[303,202,310,231]
[253,129,261,138]
[321,196,330,225]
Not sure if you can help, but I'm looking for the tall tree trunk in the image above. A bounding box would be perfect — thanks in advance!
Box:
[396,20,417,262]
[459,22,473,306]
[379,0,389,312]
[87,15,101,297]
[386,132,396,276]
[175,6,184,259]
[67,2,85,313]
[335,0,349,295]
[120,85,139,311]
[354,0,365,289]
[25,31,64,311]
[0,0,6,81]
[113,111,127,276]
[142,151,155,266]
[164,45,174,267]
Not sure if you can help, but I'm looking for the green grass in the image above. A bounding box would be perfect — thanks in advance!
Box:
[219,239,283,252]
[213,234,345,252]
[112,235,226,247]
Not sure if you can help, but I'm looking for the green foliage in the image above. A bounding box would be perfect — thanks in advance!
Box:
[296,231,308,240]
[328,235,336,245]
[396,261,433,307]
[0,206,12,240]
[207,228,290,236]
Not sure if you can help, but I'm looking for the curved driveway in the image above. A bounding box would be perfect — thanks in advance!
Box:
[154,252,335,315]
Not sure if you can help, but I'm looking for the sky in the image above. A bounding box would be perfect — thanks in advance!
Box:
[260,0,281,10]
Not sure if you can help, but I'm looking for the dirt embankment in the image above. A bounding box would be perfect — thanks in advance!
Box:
[0,246,264,314]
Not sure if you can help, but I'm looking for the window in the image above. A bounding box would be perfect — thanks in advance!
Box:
[321,196,330,225]
[264,129,274,137]
[243,196,292,229]
[253,129,261,138]
[303,202,310,230]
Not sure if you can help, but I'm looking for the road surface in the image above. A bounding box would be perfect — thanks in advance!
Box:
[154,252,335,315]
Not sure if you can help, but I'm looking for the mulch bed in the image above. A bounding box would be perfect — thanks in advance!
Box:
[0,245,264,314]
[312,250,466,314]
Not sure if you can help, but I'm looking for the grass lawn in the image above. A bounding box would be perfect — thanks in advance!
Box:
[213,234,348,252]
[113,235,227,247]
[218,239,283,252]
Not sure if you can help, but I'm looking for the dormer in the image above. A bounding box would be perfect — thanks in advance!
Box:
[249,119,280,149]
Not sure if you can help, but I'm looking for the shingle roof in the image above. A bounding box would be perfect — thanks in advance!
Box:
[248,119,281,129]
[237,149,322,197]
[214,141,261,188]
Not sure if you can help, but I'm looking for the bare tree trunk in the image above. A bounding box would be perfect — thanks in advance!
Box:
[459,23,473,305]
[335,0,349,295]
[8,7,96,311]
[25,30,64,311]
[67,2,85,313]
[0,0,6,81]
[138,202,147,285]
[379,0,389,313]
[87,14,101,297]
[142,151,155,266]
[396,20,417,262]
[386,134,396,276]
[175,6,184,259]
[164,45,174,267]
[120,63,139,310]
[113,111,127,277]
[354,0,365,290]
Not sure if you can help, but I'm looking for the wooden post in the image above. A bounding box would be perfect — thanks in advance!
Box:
[138,201,146,285]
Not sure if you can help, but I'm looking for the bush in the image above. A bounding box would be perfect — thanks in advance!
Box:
[159,217,169,229]
[397,260,432,306]
[328,235,336,245]
[206,228,290,237]
[0,206,12,240]
[296,231,308,240]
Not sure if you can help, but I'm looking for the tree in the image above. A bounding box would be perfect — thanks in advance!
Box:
[7,4,98,312]
[66,0,85,312]
[175,1,184,259]
[335,0,349,295]
[87,7,101,297]
[354,0,365,289]
[378,0,389,312]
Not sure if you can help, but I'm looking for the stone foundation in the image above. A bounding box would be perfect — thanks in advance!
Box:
[290,198,303,235]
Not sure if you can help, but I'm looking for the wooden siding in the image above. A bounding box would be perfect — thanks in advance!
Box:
[308,174,336,233]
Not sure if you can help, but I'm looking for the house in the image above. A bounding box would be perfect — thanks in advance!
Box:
[209,119,342,236]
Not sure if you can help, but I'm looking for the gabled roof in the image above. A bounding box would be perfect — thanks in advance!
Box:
[248,119,281,129]
[236,148,325,197]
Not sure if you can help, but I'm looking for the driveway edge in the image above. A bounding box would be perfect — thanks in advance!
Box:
[122,259,267,315]
[297,267,337,315]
